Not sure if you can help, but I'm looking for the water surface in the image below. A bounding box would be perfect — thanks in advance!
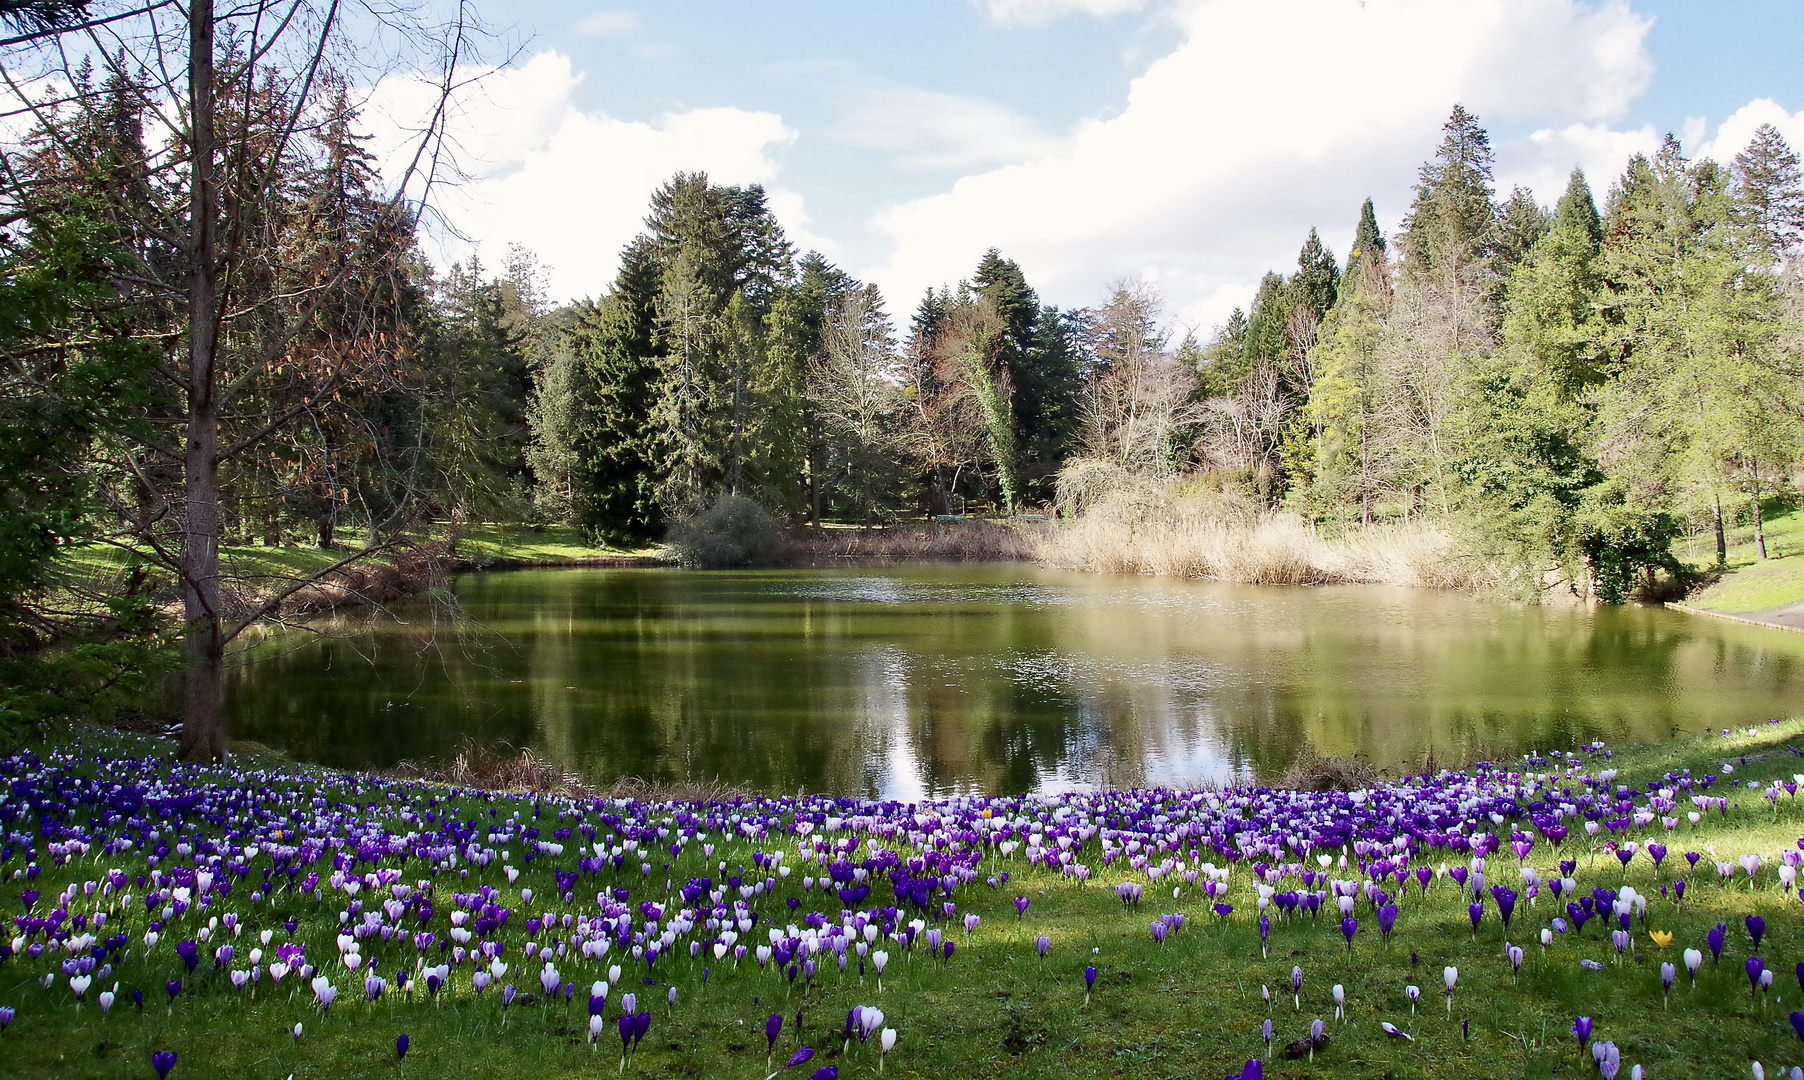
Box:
[226,565,1804,796]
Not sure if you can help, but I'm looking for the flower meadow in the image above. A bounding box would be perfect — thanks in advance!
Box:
[8,727,1804,1078]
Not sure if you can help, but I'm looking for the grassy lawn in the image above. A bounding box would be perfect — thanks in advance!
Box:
[452,524,648,564]
[1684,506,1804,614]
[6,722,1804,1078]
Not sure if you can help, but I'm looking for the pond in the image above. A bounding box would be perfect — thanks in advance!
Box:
[226,564,1804,797]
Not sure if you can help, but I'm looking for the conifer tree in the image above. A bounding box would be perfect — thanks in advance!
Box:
[1733,123,1804,259]
[1399,104,1497,280]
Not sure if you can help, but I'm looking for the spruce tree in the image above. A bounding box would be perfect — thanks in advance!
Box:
[1493,186,1551,275]
[1290,228,1340,319]
[1399,104,1497,279]
[1732,123,1804,258]
[1343,198,1386,283]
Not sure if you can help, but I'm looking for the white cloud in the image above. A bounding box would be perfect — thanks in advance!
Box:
[576,11,641,37]
[830,85,1062,171]
[367,52,812,303]
[1694,98,1804,170]
[1497,121,1660,207]
[978,0,1149,26]
[868,0,1657,330]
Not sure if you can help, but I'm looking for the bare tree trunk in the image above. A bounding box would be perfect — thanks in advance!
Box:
[1714,493,1727,568]
[180,0,225,761]
[1753,466,1768,561]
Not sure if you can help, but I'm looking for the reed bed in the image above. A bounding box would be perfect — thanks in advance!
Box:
[1035,495,1493,589]
[798,520,1041,563]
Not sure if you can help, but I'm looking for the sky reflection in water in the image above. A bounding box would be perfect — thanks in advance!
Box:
[226,565,1804,797]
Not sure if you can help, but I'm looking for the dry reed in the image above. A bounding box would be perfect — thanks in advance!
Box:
[1035,492,1494,590]
[797,520,1040,564]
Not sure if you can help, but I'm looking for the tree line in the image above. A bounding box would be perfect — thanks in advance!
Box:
[5,23,1803,758]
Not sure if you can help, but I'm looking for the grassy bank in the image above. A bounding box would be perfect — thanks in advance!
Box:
[1687,507,1804,615]
[6,722,1804,1078]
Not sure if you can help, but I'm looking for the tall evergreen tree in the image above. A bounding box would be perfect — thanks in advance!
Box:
[1733,123,1804,259]
[1399,104,1497,279]
[1493,185,1552,276]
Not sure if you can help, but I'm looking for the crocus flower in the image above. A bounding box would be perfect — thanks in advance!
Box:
[1443,966,1457,1014]
[808,1069,837,1080]
[1380,1022,1412,1042]
[1684,948,1704,985]
[1789,1011,1804,1044]
[1292,966,1303,1011]
[1377,903,1398,946]
[152,1050,177,1079]
[1084,965,1097,1005]
[1014,897,1029,918]
[879,1028,896,1072]
[1661,962,1675,1007]
[1748,915,1767,952]
[1035,935,1051,960]
[1573,1015,1593,1049]
[1405,985,1420,1013]
[1750,956,1768,998]
[396,1034,409,1061]
[1341,916,1358,955]
[1709,923,1728,962]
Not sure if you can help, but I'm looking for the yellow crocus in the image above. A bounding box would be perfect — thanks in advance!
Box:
[1649,930,1674,949]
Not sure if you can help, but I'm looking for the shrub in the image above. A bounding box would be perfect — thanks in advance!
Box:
[665,495,790,569]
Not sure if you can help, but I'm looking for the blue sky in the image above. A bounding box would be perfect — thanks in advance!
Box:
[394,0,1804,328]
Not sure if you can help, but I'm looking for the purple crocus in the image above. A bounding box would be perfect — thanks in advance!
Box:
[1341,916,1358,954]
[165,980,181,1004]
[175,942,199,973]
[152,1050,177,1079]
[1748,956,1767,997]
[765,1012,784,1063]
[783,1047,815,1070]
[1492,886,1518,930]
[1014,897,1030,918]
[1572,1016,1592,1049]
[1036,935,1051,959]
[1468,901,1484,936]
[1708,923,1727,963]
[808,1069,838,1080]
[1790,1011,1804,1044]
[1747,915,1767,952]
[396,1034,409,1061]
[0,1006,12,1032]
[1084,965,1098,1004]
[1377,903,1398,946]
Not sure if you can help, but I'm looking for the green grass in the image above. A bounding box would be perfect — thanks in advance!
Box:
[8,723,1804,1078]
[46,525,638,598]
[452,524,647,564]
[1684,506,1804,614]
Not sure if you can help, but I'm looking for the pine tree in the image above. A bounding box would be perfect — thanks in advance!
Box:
[1399,104,1497,280]
[566,238,665,543]
[1290,229,1340,319]
[1550,168,1604,245]
[1732,123,1804,259]
[1493,186,1551,276]
[1344,198,1387,283]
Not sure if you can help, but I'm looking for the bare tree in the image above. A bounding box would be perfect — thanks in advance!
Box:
[2,0,490,758]
[810,282,898,523]
[1077,281,1197,478]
